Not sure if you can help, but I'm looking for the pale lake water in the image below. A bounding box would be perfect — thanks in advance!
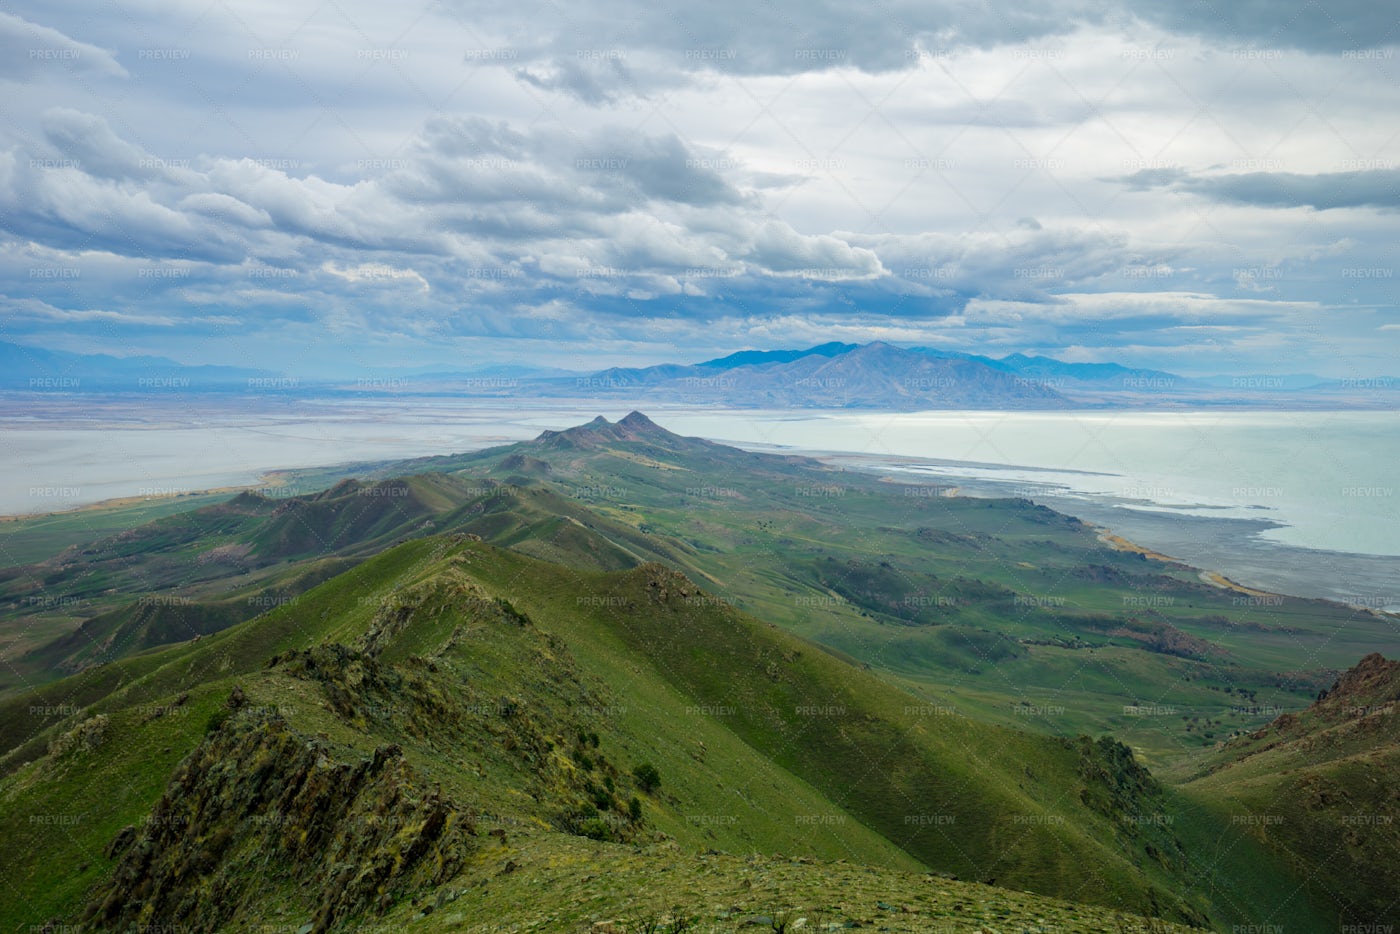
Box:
[2,399,1396,606]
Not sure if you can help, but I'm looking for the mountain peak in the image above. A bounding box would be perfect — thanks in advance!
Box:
[616,411,661,432]
[851,341,905,355]
[694,342,857,369]
[533,412,682,449]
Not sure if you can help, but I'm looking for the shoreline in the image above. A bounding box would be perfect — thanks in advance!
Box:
[0,472,299,524]
[3,428,1396,611]
[1090,526,1180,564]
[0,488,240,523]
[876,469,1294,601]
[825,452,1398,608]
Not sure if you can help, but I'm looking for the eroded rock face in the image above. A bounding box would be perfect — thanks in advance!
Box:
[85,705,474,932]
[1317,652,1400,709]
[46,714,109,758]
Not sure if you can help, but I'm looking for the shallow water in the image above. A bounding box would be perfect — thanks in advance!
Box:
[3,398,1396,604]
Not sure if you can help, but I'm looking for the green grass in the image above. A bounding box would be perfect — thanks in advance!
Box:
[363,425,1383,766]
[1170,657,1400,928]
[0,535,1266,929]
[0,491,238,566]
[0,684,232,924]
[373,831,1204,932]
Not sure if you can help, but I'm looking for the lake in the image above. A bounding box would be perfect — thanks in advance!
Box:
[647,409,1400,608]
[2,398,1396,605]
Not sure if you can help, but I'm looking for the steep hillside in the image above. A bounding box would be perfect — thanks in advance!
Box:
[16,557,354,677]
[351,413,1386,764]
[0,472,676,695]
[2,536,1242,931]
[1179,654,1400,927]
[14,408,1374,771]
[2,413,1393,932]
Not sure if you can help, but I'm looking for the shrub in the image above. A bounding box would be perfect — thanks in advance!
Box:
[633,762,661,794]
[204,708,231,734]
[577,818,611,841]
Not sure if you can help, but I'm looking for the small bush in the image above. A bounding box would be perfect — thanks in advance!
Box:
[633,762,661,794]
[576,818,613,841]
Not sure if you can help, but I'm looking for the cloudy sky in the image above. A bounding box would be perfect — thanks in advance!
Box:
[2,0,1397,376]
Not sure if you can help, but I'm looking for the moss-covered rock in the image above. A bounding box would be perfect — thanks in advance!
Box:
[84,704,475,932]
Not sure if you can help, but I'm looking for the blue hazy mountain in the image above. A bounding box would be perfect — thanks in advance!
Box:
[0,340,275,391]
[5,338,1392,406]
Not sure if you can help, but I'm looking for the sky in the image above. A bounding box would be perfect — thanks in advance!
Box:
[1,0,1397,378]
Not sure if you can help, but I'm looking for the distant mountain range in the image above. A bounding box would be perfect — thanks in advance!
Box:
[2,339,1394,407]
[518,342,1394,408]
[0,341,273,391]
[541,342,1069,408]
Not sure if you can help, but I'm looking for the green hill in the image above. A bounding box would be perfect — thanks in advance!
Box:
[1,412,1396,932]
[1179,653,1400,927]
[9,411,1383,769]
[0,473,679,695]
[4,535,1226,931]
[347,413,1392,763]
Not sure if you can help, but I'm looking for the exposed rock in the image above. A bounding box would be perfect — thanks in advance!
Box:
[47,714,108,759]
[104,824,137,860]
[83,708,474,932]
[1317,653,1400,708]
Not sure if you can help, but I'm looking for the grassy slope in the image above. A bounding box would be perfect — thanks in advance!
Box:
[0,414,1389,931]
[2,536,1321,930]
[1174,655,1400,928]
[6,414,1389,767]
[349,417,1388,764]
[0,491,240,566]
[0,539,910,930]
[0,474,679,696]
[382,832,1202,932]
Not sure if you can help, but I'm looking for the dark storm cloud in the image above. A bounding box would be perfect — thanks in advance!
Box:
[438,0,1398,104]
[1130,0,1399,53]
[440,0,1101,89]
[388,117,743,212]
[1116,166,1400,211]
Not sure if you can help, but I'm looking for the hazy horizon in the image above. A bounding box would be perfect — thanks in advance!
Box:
[6,336,1400,383]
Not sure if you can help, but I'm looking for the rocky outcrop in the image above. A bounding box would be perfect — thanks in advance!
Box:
[85,701,474,932]
[1315,652,1400,710]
